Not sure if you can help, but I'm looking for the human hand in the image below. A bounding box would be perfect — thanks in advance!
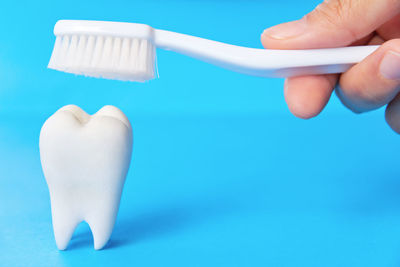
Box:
[261,0,400,133]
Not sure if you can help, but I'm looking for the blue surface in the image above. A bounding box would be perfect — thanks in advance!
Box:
[0,0,399,266]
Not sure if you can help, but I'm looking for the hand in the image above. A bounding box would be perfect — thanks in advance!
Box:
[261,0,400,133]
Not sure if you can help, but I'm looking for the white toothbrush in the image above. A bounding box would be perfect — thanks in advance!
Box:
[48,20,379,82]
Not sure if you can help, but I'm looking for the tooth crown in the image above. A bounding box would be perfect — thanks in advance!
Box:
[40,105,133,250]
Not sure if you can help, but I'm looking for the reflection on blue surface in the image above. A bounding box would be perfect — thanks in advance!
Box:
[0,0,399,266]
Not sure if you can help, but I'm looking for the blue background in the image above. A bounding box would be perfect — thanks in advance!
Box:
[1,0,399,266]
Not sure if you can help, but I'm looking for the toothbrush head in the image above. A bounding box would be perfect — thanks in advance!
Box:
[48,20,157,82]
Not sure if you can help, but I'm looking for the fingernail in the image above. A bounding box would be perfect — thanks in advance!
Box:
[262,19,307,40]
[380,51,400,80]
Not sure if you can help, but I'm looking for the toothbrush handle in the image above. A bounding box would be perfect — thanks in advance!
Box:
[154,29,379,78]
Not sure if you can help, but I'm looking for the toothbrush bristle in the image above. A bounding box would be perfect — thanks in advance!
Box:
[48,34,156,82]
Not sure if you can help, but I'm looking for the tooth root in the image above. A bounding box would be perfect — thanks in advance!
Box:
[86,210,117,250]
[50,202,81,250]
[85,191,122,250]
[88,220,113,250]
[53,220,80,250]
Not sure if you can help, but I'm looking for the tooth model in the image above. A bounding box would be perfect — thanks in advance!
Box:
[39,105,133,250]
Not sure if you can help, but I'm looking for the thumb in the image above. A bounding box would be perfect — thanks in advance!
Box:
[261,0,400,50]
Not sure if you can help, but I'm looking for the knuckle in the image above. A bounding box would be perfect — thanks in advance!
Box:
[306,0,360,41]
[311,0,348,24]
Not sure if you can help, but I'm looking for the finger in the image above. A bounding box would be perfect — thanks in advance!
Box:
[284,74,338,119]
[261,0,400,49]
[260,0,399,119]
[337,39,400,112]
[385,93,400,134]
[273,34,373,119]
[272,35,374,119]
[377,14,400,40]
[350,33,375,46]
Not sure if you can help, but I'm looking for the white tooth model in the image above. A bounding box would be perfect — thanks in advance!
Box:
[39,105,133,250]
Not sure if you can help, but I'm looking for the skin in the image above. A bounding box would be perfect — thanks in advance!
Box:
[261,0,400,133]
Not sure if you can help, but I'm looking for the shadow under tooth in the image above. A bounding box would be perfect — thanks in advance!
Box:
[91,36,104,69]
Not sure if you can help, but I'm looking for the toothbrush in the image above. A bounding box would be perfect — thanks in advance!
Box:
[48,20,379,82]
